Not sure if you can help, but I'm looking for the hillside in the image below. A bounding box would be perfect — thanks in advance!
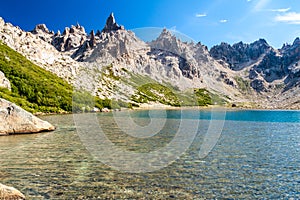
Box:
[0,41,74,113]
[0,14,299,110]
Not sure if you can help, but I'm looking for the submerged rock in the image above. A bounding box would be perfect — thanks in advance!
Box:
[0,183,25,200]
[0,98,55,135]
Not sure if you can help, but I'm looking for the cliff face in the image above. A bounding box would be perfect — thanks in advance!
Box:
[0,14,299,109]
[210,38,300,109]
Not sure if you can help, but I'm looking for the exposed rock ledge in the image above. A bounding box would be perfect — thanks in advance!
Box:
[0,98,55,135]
[0,183,25,200]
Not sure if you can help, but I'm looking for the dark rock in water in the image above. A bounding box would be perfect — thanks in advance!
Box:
[0,183,26,199]
[0,98,55,135]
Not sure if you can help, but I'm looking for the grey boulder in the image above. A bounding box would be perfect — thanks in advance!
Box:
[0,98,55,135]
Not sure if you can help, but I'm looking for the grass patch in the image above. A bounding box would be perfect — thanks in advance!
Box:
[73,90,135,112]
[131,83,180,106]
[234,76,251,93]
[0,42,74,113]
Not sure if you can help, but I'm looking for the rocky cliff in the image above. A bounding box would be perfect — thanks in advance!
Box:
[0,13,299,109]
[210,38,300,109]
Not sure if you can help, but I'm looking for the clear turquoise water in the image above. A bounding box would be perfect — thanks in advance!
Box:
[0,110,299,199]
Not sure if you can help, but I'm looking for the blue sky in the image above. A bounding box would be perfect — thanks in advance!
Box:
[1,0,300,48]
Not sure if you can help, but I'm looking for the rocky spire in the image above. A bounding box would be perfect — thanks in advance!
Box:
[102,13,124,33]
[293,37,300,46]
[89,30,96,48]
[31,24,50,34]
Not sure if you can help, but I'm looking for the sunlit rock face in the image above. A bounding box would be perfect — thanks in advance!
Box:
[1,13,300,109]
[0,98,55,135]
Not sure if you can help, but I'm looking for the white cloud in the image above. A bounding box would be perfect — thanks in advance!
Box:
[196,13,207,17]
[253,0,271,12]
[247,0,251,2]
[275,12,300,24]
[220,19,228,23]
[270,8,291,13]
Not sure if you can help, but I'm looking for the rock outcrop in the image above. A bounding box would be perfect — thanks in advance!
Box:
[0,98,55,135]
[0,183,25,200]
[210,39,272,70]
[0,17,80,84]
[210,38,300,102]
[102,13,124,33]
[0,71,11,90]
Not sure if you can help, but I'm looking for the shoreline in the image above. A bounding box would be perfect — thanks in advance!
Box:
[34,104,300,116]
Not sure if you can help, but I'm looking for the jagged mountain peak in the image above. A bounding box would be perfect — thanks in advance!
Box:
[1,14,299,109]
[292,37,300,46]
[31,24,52,35]
[250,38,270,50]
[102,12,124,33]
[210,38,273,70]
[158,28,174,38]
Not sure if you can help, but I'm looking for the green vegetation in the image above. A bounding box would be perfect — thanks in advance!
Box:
[194,88,227,106]
[131,83,181,106]
[194,88,214,106]
[73,90,135,112]
[102,64,120,80]
[234,76,251,92]
[129,81,226,107]
[119,69,228,107]
[0,41,226,113]
[0,42,73,113]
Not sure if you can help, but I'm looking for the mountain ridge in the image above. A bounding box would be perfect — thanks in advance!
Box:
[0,14,299,109]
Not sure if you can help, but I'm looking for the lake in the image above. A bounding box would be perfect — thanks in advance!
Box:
[0,109,299,199]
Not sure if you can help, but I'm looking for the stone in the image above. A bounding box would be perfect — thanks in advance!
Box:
[101,107,110,112]
[0,183,26,200]
[0,98,55,135]
[0,71,11,90]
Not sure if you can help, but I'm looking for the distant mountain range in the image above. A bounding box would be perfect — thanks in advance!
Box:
[0,13,299,110]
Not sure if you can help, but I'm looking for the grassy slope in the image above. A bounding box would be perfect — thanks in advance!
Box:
[0,41,226,113]
[122,71,227,107]
[0,42,74,113]
[0,42,132,113]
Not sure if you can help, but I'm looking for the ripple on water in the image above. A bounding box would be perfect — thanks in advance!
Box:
[0,111,299,199]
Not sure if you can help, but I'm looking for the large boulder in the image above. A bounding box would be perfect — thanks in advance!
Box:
[0,71,11,91]
[0,183,25,200]
[0,98,55,135]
